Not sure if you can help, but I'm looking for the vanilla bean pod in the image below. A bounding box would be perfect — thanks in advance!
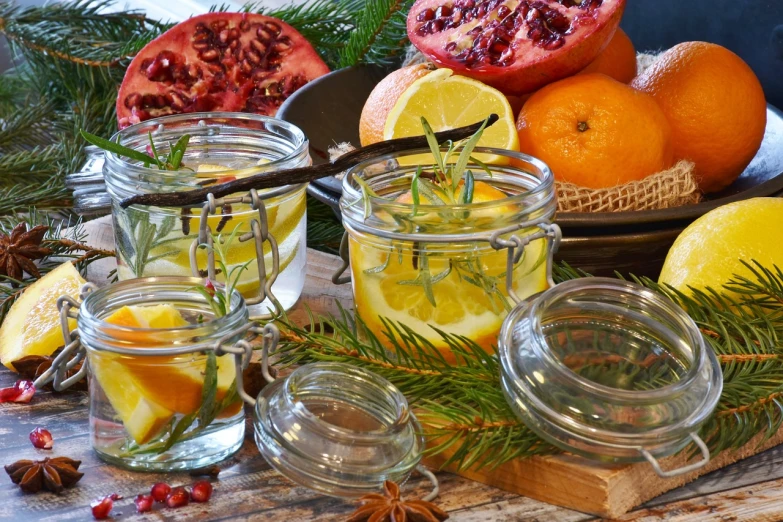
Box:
[120,115,499,209]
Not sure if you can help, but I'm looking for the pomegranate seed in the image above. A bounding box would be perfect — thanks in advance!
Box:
[29,427,53,450]
[109,493,124,501]
[0,380,35,403]
[135,494,154,513]
[166,487,190,508]
[190,481,213,503]
[90,496,113,520]
[150,482,172,502]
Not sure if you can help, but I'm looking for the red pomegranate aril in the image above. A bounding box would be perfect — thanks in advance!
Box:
[166,487,190,508]
[91,497,113,520]
[417,8,435,21]
[150,482,172,502]
[498,5,511,17]
[435,5,452,17]
[29,427,53,450]
[190,481,213,503]
[135,494,154,513]
[0,380,35,403]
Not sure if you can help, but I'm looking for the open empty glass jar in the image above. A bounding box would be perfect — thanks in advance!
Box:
[249,360,425,497]
[499,278,723,477]
[338,146,558,362]
[39,277,251,471]
[103,113,310,317]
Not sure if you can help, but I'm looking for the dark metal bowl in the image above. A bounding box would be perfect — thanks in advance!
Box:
[278,65,783,276]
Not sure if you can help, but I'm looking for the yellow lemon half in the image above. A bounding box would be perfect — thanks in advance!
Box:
[383,68,519,165]
[659,198,783,295]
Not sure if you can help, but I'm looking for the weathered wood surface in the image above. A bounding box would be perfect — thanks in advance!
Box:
[2,216,783,521]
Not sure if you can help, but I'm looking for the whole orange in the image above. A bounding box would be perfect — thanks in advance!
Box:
[359,63,435,146]
[516,74,673,189]
[578,28,637,83]
[632,42,767,193]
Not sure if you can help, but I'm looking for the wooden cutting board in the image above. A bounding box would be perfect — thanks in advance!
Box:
[81,215,781,519]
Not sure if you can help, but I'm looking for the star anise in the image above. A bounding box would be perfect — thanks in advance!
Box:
[0,224,52,280]
[4,457,84,494]
[346,480,449,522]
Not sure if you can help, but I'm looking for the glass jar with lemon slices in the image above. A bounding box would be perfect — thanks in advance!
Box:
[46,277,252,471]
[103,113,309,318]
[338,146,559,363]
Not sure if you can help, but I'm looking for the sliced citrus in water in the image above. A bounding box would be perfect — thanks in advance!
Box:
[91,304,240,444]
[0,262,86,371]
[141,188,306,298]
[383,68,519,165]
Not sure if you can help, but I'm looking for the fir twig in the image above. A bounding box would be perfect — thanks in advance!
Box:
[275,260,783,471]
[337,0,414,68]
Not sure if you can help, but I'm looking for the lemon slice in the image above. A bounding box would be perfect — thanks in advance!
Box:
[0,262,86,371]
[383,68,519,165]
[92,305,241,444]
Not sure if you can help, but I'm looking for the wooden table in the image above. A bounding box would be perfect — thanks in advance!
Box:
[3,225,783,521]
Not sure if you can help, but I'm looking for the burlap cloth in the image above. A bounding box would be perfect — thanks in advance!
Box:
[394,49,703,213]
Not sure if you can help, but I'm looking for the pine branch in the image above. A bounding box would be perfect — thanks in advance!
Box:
[275,260,783,471]
[305,195,343,255]
[337,0,414,68]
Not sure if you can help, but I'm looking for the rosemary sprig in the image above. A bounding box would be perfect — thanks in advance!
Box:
[79,129,192,171]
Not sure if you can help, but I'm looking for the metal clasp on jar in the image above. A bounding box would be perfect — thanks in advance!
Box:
[332,217,562,304]
[32,284,98,392]
[189,189,283,319]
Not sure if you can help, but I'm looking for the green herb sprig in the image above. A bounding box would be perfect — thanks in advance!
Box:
[355,116,514,310]
[191,223,254,319]
[80,129,191,170]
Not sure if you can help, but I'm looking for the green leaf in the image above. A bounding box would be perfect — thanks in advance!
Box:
[453,117,490,187]
[421,117,446,176]
[459,170,475,205]
[161,412,197,452]
[469,156,494,178]
[411,166,422,216]
[199,351,219,428]
[352,173,380,220]
[80,129,161,167]
[417,179,447,205]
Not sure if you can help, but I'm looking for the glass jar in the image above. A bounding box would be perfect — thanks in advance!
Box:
[252,362,425,497]
[103,112,310,317]
[50,277,251,471]
[499,278,723,477]
[338,147,558,362]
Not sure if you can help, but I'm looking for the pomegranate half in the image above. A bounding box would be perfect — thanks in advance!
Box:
[117,12,330,128]
[407,0,627,95]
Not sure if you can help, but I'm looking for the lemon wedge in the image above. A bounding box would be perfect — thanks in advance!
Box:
[383,68,519,165]
[0,262,85,371]
[92,305,241,444]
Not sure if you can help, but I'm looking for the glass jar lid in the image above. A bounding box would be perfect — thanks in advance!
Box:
[253,362,424,497]
[498,278,723,476]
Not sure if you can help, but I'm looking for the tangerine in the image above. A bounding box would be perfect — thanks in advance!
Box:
[578,28,637,83]
[359,63,435,146]
[516,74,673,189]
[632,42,766,193]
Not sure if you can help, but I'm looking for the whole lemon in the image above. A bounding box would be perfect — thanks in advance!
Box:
[659,198,783,295]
